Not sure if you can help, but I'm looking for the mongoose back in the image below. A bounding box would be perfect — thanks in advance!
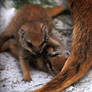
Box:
[31,0,92,92]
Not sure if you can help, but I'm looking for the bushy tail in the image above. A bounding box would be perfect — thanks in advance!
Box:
[31,0,92,92]
[45,5,66,17]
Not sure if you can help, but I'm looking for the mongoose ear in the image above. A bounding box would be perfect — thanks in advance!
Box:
[45,5,65,17]
[40,23,48,34]
[41,24,49,41]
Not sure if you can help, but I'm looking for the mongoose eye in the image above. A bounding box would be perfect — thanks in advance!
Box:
[18,29,25,39]
[27,41,33,48]
[18,29,25,35]
[41,24,49,41]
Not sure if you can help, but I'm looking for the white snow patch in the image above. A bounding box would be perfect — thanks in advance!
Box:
[0,52,52,92]
[0,7,16,33]
[0,52,92,92]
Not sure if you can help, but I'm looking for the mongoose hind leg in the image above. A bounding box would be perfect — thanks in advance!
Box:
[0,39,19,57]
[0,30,14,50]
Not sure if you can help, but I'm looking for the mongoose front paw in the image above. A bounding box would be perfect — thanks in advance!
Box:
[22,72,32,81]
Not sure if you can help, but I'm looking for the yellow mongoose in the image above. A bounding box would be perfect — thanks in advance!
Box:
[0,3,66,81]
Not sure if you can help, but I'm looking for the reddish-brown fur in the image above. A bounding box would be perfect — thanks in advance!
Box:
[31,0,92,92]
[0,3,66,81]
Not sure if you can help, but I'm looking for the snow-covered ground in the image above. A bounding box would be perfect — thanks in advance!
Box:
[0,52,92,92]
[0,0,92,92]
[0,52,53,92]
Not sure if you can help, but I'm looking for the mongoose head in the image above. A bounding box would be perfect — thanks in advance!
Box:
[18,21,49,56]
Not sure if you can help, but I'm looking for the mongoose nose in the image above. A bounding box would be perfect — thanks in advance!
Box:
[36,51,41,56]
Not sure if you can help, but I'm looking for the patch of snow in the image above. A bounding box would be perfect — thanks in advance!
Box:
[0,52,92,92]
[0,5,16,33]
[0,53,52,92]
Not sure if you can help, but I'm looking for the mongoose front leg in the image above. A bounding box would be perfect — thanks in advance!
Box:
[19,51,32,81]
[48,54,67,74]
[45,47,67,74]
